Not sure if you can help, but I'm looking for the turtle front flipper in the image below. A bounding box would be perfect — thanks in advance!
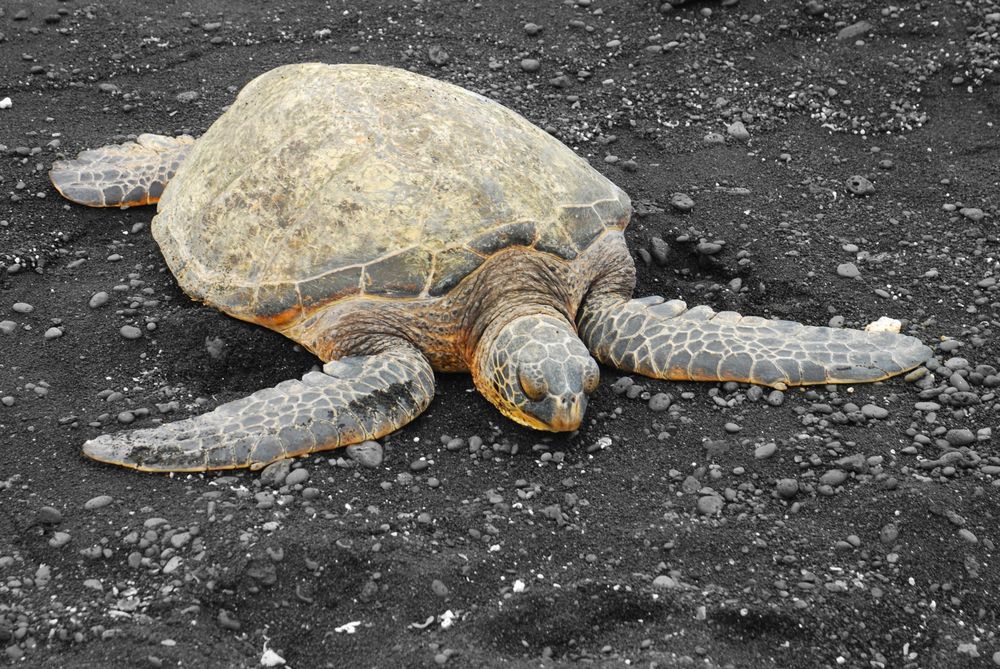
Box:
[579,297,931,390]
[50,133,195,208]
[82,342,434,472]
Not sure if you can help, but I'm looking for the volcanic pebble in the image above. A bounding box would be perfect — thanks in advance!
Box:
[669,193,695,212]
[837,263,861,278]
[37,506,63,524]
[959,207,985,222]
[120,325,143,339]
[837,20,872,41]
[218,610,241,631]
[726,121,750,140]
[648,393,671,412]
[861,404,888,419]
[49,532,71,548]
[820,469,848,486]
[945,429,975,446]
[260,459,291,487]
[846,175,875,195]
[520,59,540,72]
[754,442,777,459]
[285,468,309,486]
[89,292,109,308]
[776,478,799,499]
[958,529,979,544]
[83,495,113,510]
[346,440,383,468]
[653,575,678,589]
[697,495,724,516]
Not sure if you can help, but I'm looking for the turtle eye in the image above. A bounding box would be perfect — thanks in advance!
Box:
[518,366,547,401]
[582,359,600,395]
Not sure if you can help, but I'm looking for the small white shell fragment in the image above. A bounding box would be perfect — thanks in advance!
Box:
[334,620,361,634]
[513,579,526,593]
[409,616,435,630]
[440,610,457,629]
[260,648,286,667]
[865,317,902,334]
[0,97,12,109]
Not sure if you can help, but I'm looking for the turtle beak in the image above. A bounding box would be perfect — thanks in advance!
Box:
[545,393,586,432]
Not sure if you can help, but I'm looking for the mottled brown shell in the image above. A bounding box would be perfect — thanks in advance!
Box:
[153,63,631,328]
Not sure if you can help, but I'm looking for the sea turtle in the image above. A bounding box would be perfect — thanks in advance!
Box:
[50,63,930,472]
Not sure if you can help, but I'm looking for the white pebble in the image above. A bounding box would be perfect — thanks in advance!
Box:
[865,316,902,334]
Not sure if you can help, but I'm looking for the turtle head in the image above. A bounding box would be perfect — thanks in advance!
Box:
[472,315,600,432]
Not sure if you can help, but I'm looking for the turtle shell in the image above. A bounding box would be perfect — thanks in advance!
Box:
[152,63,631,328]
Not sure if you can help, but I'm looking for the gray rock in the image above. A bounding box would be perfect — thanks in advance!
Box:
[648,393,672,412]
[837,262,861,278]
[861,404,888,419]
[669,193,695,212]
[347,440,384,468]
[776,478,798,499]
[37,506,63,524]
[427,45,450,66]
[83,495,113,510]
[649,237,669,265]
[120,325,142,339]
[89,292,109,309]
[837,21,872,41]
[959,207,984,222]
[260,459,292,487]
[945,429,975,446]
[726,121,750,140]
[697,495,724,516]
[652,574,678,588]
[846,175,875,195]
[820,469,848,486]
[754,442,777,459]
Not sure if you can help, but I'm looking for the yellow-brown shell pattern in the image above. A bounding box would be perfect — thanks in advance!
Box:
[152,63,631,329]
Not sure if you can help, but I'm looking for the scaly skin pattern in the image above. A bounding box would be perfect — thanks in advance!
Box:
[579,296,932,390]
[49,134,194,207]
[471,314,599,431]
[577,234,931,390]
[82,342,434,472]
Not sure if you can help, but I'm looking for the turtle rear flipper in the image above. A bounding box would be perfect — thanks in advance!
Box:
[82,341,435,472]
[50,133,195,208]
[580,297,931,390]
